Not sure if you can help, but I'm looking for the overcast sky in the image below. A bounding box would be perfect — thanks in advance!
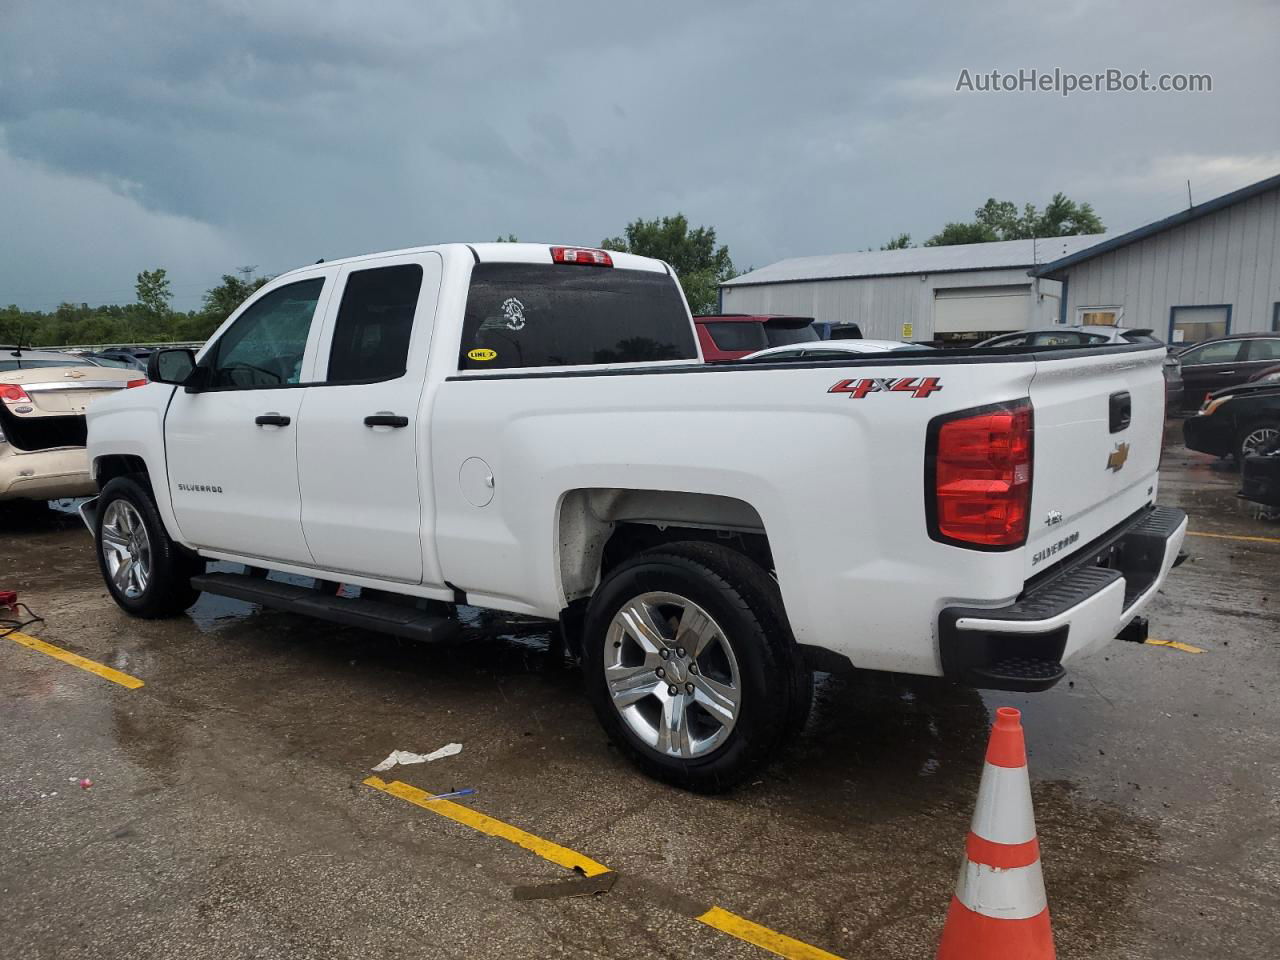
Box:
[1,0,1277,311]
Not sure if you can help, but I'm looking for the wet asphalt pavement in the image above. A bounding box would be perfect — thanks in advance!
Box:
[1,435,1278,959]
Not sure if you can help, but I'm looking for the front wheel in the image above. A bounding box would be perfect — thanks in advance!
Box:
[95,476,204,618]
[582,541,811,793]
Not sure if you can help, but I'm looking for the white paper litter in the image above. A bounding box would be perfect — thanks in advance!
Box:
[371,743,462,772]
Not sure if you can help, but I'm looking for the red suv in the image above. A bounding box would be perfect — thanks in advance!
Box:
[694,314,820,362]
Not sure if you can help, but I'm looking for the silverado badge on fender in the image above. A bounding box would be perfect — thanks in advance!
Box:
[829,376,942,399]
[1106,442,1130,472]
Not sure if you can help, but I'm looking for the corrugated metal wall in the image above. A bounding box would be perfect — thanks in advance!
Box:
[720,268,1063,339]
[1062,186,1280,338]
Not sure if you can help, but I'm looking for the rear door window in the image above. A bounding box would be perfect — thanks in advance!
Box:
[705,322,766,352]
[327,264,424,383]
[1246,338,1280,362]
[460,264,696,370]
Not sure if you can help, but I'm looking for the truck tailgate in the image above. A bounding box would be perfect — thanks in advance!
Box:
[1024,346,1166,578]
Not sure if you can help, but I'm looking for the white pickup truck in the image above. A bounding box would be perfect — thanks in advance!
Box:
[83,242,1187,791]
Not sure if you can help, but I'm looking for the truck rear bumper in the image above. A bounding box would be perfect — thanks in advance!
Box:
[938,505,1188,691]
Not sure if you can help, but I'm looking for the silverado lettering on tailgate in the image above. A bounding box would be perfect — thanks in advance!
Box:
[1032,531,1080,566]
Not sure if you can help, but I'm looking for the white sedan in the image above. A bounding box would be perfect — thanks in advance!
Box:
[741,339,933,360]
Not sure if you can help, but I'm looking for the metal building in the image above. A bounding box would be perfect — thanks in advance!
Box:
[1032,173,1280,344]
[718,234,1106,344]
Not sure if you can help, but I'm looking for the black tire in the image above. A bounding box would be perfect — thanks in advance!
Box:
[95,476,204,618]
[582,541,812,793]
[1237,421,1280,463]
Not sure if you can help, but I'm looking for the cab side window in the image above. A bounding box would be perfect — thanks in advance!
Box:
[205,278,325,388]
[326,265,424,383]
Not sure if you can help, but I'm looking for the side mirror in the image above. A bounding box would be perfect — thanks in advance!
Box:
[147,348,198,386]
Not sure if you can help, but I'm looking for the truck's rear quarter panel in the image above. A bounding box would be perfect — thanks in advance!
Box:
[433,354,1050,675]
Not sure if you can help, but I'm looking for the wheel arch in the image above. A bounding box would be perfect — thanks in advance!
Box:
[555,488,774,608]
[93,453,152,492]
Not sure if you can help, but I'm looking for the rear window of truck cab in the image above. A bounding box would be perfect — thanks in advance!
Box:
[459,263,697,370]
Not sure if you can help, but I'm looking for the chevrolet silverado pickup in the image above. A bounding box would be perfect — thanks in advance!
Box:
[82,242,1187,791]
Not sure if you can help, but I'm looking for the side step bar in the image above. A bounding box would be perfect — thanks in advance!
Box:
[191,572,461,643]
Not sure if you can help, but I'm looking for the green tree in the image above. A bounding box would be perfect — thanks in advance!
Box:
[601,213,735,314]
[1034,192,1104,237]
[924,221,999,246]
[179,271,271,340]
[135,268,172,316]
[926,194,1105,246]
[880,233,913,250]
[495,233,518,242]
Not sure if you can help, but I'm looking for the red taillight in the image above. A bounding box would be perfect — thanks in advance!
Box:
[551,246,612,267]
[928,400,1033,549]
[0,383,31,404]
[126,378,148,389]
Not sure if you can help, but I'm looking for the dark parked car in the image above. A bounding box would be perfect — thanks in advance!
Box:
[1248,362,1280,385]
[80,351,147,372]
[1240,434,1280,508]
[1182,381,1280,461]
[1175,334,1280,412]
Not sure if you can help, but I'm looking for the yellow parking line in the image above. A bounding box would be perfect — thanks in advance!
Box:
[1145,638,1206,654]
[6,631,144,689]
[697,906,845,960]
[363,775,846,959]
[363,776,611,876]
[1187,530,1280,545]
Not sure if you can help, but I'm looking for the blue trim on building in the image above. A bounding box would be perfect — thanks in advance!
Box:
[1169,303,1233,342]
[1033,173,1280,279]
[1059,277,1069,324]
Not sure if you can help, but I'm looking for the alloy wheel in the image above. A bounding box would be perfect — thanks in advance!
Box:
[1242,426,1280,458]
[603,591,742,759]
[100,499,152,600]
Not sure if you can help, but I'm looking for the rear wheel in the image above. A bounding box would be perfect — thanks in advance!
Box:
[96,476,204,618]
[582,541,811,793]
[1238,421,1280,462]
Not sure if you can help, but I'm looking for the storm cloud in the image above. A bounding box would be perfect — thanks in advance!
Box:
[1,0,1275,309]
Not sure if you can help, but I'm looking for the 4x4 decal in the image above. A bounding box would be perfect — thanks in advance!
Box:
[829,376,942,399]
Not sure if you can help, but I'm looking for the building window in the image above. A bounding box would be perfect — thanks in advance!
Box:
[1169,304,1231,344]
[1078,306,1123,327]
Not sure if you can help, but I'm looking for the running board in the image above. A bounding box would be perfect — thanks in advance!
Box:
[190,572,461,643]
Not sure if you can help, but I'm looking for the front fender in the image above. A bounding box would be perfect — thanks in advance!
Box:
[86,384,187,545]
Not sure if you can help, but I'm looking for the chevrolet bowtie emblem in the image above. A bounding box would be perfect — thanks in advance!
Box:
[1106,442,1130,472]
[64,369,85,378]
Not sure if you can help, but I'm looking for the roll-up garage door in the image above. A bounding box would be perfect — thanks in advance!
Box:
[933,285,1031,334]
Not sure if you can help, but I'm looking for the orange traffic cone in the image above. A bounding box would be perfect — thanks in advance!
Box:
[937,706,1055,959]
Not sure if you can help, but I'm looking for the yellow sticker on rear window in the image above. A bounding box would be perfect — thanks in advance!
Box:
[467,348,497,362]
